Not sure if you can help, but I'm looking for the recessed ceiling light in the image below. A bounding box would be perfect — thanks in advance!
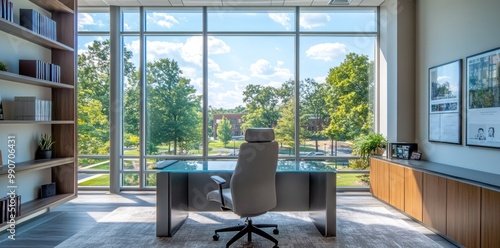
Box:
[328,0,352,5]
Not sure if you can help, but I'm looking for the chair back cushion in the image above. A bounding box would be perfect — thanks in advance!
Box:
[230,128,279,217]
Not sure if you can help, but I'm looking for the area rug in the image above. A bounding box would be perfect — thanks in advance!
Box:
[55,207,443,248]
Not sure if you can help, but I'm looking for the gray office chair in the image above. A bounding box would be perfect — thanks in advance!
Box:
[207,128,279,248]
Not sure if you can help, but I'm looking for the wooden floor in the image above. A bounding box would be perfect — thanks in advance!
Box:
[0,192,457,247]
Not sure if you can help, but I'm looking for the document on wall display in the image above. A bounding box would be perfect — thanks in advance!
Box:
[466,47,500,148]
[428,59,462,144]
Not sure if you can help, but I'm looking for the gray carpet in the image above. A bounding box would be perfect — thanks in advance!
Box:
[55,207,443,248]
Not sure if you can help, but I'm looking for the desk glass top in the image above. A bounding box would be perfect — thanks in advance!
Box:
[160,160,336,172]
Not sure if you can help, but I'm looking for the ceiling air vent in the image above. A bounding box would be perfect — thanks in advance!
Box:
[329,0,352,5]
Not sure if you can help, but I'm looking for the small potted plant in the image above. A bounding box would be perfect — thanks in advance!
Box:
[352,133,387,158]
[35,134,55,160]
[0,61,7,71]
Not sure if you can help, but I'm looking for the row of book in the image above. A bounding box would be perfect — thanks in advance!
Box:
[0,0,14,23]
[0,195,21,224]
[20,8,57,41]
[19,59,61,83]
[14,96,52,121]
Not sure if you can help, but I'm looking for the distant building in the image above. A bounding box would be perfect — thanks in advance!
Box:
[213,113,245,139]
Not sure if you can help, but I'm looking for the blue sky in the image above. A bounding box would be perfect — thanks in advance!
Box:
[78,9,376,109]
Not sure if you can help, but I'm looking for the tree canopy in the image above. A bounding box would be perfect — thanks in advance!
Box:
[217,117,233,146]
[324,53,372,141]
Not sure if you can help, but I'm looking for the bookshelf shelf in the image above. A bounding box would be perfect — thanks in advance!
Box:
[0,18,73,51]
[0,120,74,124]
[0,71,74,89]
[0,193,75,229]
[0,157,74,176]
[29,0,74,14]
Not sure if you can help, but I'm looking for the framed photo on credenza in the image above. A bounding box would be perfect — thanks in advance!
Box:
[466,47,500,149]
[428,59,462,144]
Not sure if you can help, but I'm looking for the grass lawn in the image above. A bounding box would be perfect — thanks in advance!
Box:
[336,173,367,186]
[78,174,110,186]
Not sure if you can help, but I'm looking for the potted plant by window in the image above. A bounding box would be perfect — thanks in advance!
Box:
[351,133,387,169]
[35,134,55,160]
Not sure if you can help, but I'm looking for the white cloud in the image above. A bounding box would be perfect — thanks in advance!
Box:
[78,13,95,31]
[214,71,250,82]
[268,13,291,30]
[300,13,330,30]
[150,13,179,28]
[250,59,293,79]
[306,43,347,61]
[314,76,327,84]
[207,36,231,54]
[250,59,274,77]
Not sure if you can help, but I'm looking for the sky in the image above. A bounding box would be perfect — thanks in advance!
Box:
[78,8,376,109]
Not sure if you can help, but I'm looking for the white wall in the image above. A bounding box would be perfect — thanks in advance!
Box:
[416,0,500,174]
[379,0,416,142]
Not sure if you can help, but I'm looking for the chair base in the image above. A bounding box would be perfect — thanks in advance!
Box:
[213,218,279,248]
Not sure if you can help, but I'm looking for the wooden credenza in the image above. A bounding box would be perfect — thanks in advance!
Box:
[370,157,500,248]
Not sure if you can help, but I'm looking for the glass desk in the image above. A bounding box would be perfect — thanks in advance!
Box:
[156,160,336,238]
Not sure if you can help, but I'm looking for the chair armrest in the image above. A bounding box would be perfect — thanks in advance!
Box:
[210,175,226,185]
[209,175,230,210]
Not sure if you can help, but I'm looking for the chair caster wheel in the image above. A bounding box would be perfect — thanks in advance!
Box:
[213,234,220,241]
[273,245,279,248]
[273,228,279,235]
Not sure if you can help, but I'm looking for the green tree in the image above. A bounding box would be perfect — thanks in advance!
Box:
[300,78,331,151]
[324,53,372,141]
[217,117,233,147]
[274,99,309,152]
[146,58,202,155]
[242,84,281,129]
[78,39,136,154]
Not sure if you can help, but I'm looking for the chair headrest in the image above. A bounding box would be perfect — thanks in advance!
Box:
[245,128,275,143]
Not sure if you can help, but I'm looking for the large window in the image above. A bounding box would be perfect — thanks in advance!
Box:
[78,7,377,189]
[77,9,111,188]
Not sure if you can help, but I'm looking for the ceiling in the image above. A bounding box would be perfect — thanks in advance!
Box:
[78,0,385,7]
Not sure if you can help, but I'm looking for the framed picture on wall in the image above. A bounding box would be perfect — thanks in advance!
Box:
[428,59,462,144]
[466,47,500,148]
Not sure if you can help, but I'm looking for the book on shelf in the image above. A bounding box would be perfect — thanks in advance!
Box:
[20,8,57,41]
[19,60,61,83]
[14,96,52,121]
[0,195,20,224]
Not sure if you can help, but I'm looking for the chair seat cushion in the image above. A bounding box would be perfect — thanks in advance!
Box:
[207,188,233,210]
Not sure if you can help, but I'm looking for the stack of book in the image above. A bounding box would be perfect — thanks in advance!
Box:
[19,59,61,83]
[0,0,14,22]
[20,8,57,41]
[14,96,52,121]
[0,195,21,224]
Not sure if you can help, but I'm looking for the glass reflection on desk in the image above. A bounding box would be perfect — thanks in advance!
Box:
[160,160,336,172]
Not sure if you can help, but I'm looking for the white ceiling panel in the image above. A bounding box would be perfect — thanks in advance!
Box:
[168,0,184,6]
[359,0,385,6]
[182,0,223,6]
[283,0,313,6]
[78,0,384,6]
[105,0,141,6]
[79,0,109,6]
[223,0,273,6]
[138,0,173,6]
[271,0,284,6]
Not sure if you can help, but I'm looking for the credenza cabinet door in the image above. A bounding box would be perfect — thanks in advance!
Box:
[370,158,390,203]
[481,188,500,248]
[446,179,481,248]
[404,168,422,221]
[389,163,405,211]
[422,173,447,235]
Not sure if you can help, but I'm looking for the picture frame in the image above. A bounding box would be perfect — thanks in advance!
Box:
[428,59,462,144]
[466,47,500,149]
[410,152,422,160]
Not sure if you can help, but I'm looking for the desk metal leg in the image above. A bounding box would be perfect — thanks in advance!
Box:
[156,172,189,237]
[309,172,336,237]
